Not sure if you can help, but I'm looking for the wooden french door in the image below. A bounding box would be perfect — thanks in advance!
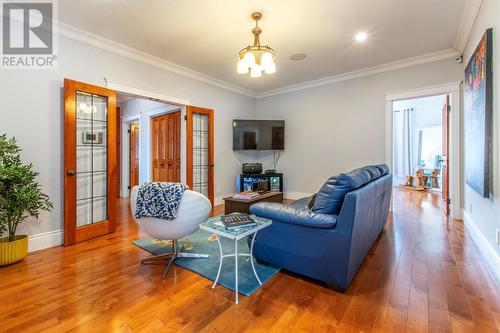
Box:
[116,107,121,198]
[152,112,181,182]
[129,123,140,188]
[186,106,214,206]
[64,79,117,246]
[442,95,450,215]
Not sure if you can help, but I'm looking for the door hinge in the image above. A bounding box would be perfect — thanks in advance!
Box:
[447,105,451,113]
[447,198,451,204]
[127,129,131,133]
[184,115,187,121]
[128,185,131,190]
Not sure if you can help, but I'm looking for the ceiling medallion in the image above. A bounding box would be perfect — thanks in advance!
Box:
[237,12,276,78]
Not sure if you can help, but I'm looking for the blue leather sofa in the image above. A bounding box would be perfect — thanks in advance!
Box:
[249,165,392,290]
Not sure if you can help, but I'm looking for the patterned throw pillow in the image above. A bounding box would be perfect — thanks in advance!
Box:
[135,182,188,220]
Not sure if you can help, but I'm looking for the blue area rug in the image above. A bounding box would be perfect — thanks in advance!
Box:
[133,229,280,296]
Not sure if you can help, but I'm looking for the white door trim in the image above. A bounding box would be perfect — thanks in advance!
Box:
[120,116,141,197]
[385,81,462,220]
[105,78,191,106]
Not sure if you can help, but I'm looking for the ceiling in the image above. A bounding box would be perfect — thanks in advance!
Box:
[59,0,467,94]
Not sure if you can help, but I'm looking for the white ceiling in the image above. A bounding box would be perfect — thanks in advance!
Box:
[59,0,467,94]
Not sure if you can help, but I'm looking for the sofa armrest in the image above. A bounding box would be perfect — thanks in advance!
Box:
[250,202,337,229]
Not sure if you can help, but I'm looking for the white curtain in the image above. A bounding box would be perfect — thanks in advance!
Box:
[393,108,416,178]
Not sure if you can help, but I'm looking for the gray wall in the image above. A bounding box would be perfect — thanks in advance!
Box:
[255,59,462,195]
[0,34,255,238]
[462,0,500,257]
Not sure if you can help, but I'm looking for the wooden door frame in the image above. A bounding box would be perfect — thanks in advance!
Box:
[116,107,121,198]
[64,78,118,246]
[186,106,214,206]
[129,122,140,189]
[442,95,450,215]
[385,82,462,220]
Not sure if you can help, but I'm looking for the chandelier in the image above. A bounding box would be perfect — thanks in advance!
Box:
[237,12,276,78]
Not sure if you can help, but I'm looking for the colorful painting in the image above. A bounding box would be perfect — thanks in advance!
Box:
[464,29,493,198]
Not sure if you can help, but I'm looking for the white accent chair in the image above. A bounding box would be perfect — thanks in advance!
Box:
[130,186,212,278]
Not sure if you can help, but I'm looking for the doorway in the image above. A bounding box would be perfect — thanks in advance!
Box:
[392,94,449,214]
[64,78,216,245]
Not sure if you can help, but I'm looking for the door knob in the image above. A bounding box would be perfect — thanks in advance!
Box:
[67,170,76,176]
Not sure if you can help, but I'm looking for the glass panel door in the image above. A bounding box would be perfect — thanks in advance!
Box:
[192,113,209,196]
[75,92,108,227]
[187,106,214,206]
[64,79,117,246]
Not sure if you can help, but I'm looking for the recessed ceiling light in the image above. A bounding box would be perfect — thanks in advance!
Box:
[355,32,368,43]
[290,53,307,61]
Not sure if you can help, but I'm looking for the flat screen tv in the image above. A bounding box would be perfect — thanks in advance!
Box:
[233,119,285,150]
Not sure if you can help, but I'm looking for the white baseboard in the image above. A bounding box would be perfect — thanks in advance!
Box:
[215,193,232,206]
[28,229,63,253]
[284,191,312,200]
[462,209,500,284]
[451,204,463,220]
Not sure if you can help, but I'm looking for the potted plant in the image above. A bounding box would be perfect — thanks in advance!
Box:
[0,134,52,266]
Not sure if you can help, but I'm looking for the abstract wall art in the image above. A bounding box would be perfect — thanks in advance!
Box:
[464,28,493,198]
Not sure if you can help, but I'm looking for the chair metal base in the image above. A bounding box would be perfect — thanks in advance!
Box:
[140,239,209,279]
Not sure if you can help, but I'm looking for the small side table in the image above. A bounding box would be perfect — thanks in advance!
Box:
[200,214,272,304]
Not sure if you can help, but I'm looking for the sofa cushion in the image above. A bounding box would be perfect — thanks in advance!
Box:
[290,197,310,209]
[362,166,381,180]
[250,202,337,229]
[306,193,317,209]
[312,169,371,214]
[373,164,390,176]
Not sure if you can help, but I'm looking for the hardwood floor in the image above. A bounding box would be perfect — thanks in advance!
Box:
[0,188,499,332]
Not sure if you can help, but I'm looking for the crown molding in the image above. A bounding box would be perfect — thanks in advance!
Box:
[57,22,461,101]
[454,0,483,53]
[57,22,257,98]
[256,49,460,99]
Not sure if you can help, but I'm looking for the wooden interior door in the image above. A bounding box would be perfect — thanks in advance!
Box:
[442,95,450,215]
[129,123,140,188]
[152,112,181,182]
[186,106,214,206]
[64,78,117,246]
[116,107,121,197]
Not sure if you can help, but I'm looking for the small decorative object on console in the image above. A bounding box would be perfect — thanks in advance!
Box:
[221,214,257,230]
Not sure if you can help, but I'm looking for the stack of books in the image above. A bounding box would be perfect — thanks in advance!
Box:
[221,214,257,230]
[232,192,259,200]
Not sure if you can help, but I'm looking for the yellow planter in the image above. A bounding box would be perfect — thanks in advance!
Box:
[0,235,28,266]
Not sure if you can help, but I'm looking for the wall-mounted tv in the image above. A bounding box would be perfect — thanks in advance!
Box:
[233,119,285,150]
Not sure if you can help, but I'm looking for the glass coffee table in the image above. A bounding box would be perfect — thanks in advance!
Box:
[200,214,272,304]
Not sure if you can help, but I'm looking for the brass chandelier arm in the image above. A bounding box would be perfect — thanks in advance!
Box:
[238,45,276,58]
